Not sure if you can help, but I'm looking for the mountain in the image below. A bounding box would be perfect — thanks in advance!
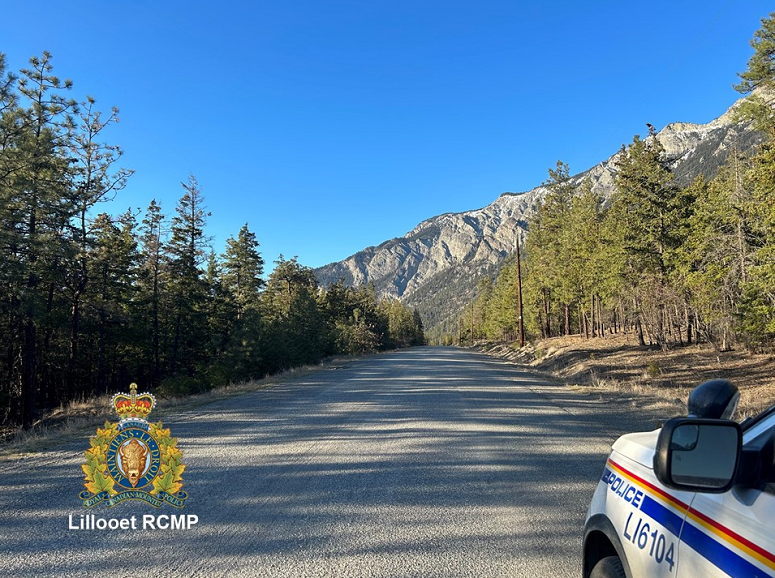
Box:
[314,94,763,337]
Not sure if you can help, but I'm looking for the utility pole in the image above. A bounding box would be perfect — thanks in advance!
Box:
[470,301,475,345]
[516,233,525,348]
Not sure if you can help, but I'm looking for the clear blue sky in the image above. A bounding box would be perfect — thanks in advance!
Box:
[1,1,771,269]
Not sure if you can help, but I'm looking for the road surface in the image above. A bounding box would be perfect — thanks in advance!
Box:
[0,346,664,577]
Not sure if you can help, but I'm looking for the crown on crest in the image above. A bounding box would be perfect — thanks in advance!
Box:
[112,383,155,420]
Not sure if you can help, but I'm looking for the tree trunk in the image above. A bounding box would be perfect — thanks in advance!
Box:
[685,305,693,345]
[68,295,81,396]
[636,317,646,347]
[21,317,36,429]
[596,294,604,338]
[152,272,160,385]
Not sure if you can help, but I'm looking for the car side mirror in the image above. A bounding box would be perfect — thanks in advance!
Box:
[654,417,741,493]
[688,379,740,419]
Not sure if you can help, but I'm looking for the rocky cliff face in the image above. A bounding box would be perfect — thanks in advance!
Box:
[314,95,762,335]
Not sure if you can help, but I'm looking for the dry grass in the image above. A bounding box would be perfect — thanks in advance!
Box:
[0,356,356,459]
[478,333,775,420]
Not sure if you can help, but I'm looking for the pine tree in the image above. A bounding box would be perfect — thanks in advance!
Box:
[318,280,350,355]
[483,257,522,340]
[262,256,322,369]
[735,12,775,132]
[88,211,138,394]
[522,161,576,339]
[734,12,775,349]
[8,53,77,427]
[203,250,235,385]
[565,179,607,337]
[136,199,166,385]
[166,175,211,381]
[673,170,756,350]
[608,127,691,348]
[65,96,132,396]
[411,308,425,346]
[222,223,265,320]
[738,138,775,348]
[542,161,577,325]
[472,277,494,339]
[380,298,418,349]
[0,53,21,423]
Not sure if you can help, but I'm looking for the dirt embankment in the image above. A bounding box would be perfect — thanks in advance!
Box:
[476,333,775,419]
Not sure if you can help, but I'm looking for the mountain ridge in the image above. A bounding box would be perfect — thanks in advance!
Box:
[314,94,763,336]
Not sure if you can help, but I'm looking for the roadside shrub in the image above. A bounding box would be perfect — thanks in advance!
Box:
[645,362,661,379]
[157,375,212,398]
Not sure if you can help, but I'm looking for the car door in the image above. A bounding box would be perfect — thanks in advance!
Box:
[676,417,775,578]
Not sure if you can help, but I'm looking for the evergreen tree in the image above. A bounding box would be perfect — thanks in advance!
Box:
[6,53,77,427]
[673,170,755,350]
[523,161,576,338]
[65,96,132,395]
[411,308,425,346]
[611,129,683,277]
[735,12,775,132]
[541,161,577,326]
[165,175,211,382]
[262,256,322,369]
[348,284,387,352]
[472,277,494,339]
[87,211,138,394]
[734,12,775,349]
[380,298,417,349]
[136,199,166,385]
[0,53,21,423]
[483,257,522,340]
[565,179,607,337]
[608,127,691,348]
[738,138,775,348]
[203,250,235,385]
[318,280,355,355]
[222,223,265,320]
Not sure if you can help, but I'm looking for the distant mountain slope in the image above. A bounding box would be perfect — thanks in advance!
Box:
[314,95,762,336]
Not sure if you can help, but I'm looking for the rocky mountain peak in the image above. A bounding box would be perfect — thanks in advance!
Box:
[314,93,763,335]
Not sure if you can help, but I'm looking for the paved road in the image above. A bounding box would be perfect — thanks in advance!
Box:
[0,347,664,577]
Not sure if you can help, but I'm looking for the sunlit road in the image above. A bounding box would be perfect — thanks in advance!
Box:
[0,347,662,577]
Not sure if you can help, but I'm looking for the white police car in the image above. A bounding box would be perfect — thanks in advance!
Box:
[583,379,775,578]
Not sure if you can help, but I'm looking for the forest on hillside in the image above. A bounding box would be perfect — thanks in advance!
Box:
[0,53,423,430]
[450,13,775,354]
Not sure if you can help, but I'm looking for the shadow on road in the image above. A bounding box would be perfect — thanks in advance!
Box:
[0,346,667,577]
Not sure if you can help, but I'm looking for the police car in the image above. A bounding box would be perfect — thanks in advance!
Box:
[583,379,775,578]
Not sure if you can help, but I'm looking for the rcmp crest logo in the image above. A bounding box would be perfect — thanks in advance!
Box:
[80,383,187,508]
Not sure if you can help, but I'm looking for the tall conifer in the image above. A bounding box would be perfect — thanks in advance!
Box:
[166,175,210,379]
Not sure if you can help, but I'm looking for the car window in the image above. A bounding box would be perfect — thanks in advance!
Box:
[742,405,775,436]
[742,410,775,444]
[744,414,775,496]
